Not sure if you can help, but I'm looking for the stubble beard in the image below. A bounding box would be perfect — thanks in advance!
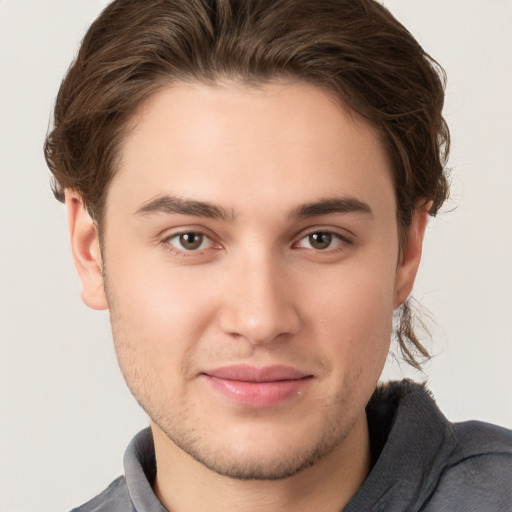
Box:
[111,321,355,481]
[149,407,353,481]
[118,347,355,482]
[103,265,357,482]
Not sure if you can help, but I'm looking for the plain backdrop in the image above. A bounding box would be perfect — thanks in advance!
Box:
[0,1,511,511]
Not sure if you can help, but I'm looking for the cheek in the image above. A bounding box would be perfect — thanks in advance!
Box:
[106,250,218,333]
[106,275,200,418]
[103,256,219,389]
[303,258,396,368]
[306,277,394,413]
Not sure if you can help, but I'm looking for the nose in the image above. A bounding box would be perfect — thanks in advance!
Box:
[218,253,301,345]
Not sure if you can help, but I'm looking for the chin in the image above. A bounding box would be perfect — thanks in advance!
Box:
[184,442,330,481]
[157,416,349,481]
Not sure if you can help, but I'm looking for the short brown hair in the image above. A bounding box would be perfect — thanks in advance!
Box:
[44,0,450,368]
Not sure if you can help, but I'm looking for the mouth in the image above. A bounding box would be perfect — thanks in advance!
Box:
[201,365,313,408]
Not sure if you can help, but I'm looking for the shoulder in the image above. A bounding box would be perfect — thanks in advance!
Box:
[453,418,512,447]
[70,475,135,512]
[423,420,512,512]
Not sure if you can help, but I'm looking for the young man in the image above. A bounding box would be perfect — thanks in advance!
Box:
[44,0,511,510]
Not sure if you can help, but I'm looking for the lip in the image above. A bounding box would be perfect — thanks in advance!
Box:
[202,365,312,408]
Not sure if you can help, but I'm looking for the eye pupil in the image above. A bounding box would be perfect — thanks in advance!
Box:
[309,232,332,249]
[179,233,203,250]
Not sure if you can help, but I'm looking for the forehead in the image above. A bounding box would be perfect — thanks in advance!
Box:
[110,81,394,219]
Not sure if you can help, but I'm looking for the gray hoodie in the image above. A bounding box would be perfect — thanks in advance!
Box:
[71,380,512,511]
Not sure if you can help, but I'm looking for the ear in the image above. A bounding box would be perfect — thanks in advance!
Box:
[65,191,108,310]
[394,203,430,309]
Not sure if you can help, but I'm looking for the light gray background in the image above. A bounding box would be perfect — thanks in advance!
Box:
[0,1,511,511]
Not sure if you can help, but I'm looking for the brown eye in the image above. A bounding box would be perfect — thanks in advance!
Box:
[165,231,218,255]
[179,232,204,250]
[308,232,332,250]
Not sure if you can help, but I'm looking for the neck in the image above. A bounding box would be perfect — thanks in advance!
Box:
[152,415,371,512]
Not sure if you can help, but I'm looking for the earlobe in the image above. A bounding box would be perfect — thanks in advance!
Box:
[65,191,108,310]
[394,204,430,309]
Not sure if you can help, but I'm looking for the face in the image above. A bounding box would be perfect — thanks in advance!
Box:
[70,81,425,480]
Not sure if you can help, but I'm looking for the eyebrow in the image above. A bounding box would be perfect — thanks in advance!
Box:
[135,195,235,221]
[289,197,373,219]
[135,194,372,222]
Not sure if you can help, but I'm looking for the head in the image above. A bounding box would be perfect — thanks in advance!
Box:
[45,0,449,481]
[45,0,449,368]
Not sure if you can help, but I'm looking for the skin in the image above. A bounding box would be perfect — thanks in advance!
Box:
[67,81,428,512]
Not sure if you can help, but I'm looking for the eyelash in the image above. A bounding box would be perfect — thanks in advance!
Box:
[293,230,353,254]
[162,228,353,257]
[163,231,218,256]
